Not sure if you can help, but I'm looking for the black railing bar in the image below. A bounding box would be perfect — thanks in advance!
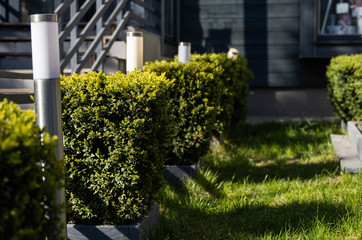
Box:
[59,0,96,43]
[131,0,156,13]
[54,0,73,17]
[60,0,120,71]
[129,11,156,28]
[91,11,131,71]
[75,0,129,72]
[103,0,129,27]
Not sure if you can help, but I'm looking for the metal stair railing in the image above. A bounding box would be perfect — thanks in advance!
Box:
[54,0,159,74]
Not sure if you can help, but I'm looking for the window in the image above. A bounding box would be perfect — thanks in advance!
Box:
[300,0,362,58]
[319,0,362,35]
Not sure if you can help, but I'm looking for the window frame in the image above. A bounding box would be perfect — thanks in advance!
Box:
[300,0,362,58]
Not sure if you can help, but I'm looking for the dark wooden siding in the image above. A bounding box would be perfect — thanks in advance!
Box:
[180,0,329,87]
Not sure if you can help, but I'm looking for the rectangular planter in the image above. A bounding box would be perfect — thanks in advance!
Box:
[163,157,204,182]
[67,204,159,240]
[347,121,362,161]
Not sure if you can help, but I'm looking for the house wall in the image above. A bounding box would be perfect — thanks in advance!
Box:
[180,0,336,119]
[180,0,330,88]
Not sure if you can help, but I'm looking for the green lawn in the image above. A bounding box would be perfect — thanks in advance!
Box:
[153,121,362,240]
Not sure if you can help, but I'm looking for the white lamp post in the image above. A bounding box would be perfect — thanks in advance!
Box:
[126,32,143,72]
[30,13,66,237]
[227,48,239,60]
[178,42,191,64]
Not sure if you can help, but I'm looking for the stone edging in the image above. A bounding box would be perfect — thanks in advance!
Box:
[347,121,362,161]
[67,203,159,240]
[163,157,205,182]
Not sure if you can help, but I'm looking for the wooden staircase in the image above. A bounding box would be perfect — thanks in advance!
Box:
[0,0,174,106]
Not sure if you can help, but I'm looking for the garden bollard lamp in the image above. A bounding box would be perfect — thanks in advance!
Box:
[178,42,191,64]
[126,32,143,72]
[30,13,66,238]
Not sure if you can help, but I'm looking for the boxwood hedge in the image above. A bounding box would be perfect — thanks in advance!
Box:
[0,99,63,239]
[143,61,223,165]
[190,53,254,127]
[61,71,173,224]
[326,55,362,121]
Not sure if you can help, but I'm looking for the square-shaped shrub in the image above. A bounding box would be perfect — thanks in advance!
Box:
[190,53,254,127]
[143,61,223,165]
[0,99,63,239]
[326,54,362,121]
[61,71,173,224]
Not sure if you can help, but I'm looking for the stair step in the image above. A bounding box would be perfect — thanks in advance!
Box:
[0,88,33,104]
[0,69,33,79]
[331,134,362,173]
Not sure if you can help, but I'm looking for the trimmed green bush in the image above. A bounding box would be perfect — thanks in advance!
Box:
[61,71,173,224]
[326,54,362,121]
[143,60,223,165]
[0,99,63,239]
[190,53,254,126]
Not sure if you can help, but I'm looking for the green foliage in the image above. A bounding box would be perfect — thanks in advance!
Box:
[61,71,173,224]
[143,61,223,165]
[190,53,254,126]
[326,54,362,121]
[0,99,63,239]
[154,121,361,240]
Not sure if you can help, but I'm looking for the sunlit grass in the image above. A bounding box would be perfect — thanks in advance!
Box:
[153,121,362,240]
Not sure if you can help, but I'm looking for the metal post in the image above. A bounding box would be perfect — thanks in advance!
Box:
[30,13,66,238]
[178,42,191,64]
[126,32,143,72]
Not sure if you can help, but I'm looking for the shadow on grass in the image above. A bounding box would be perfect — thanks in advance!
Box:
[153,121,347,239]
[205,121,342,184]
[207,158,340,184]
[224,121,342,161]
[156,196,352,239]
[227,121,342,147]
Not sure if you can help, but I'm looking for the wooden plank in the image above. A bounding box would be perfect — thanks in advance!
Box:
[0,88,33,94]
[316,45,362,58]
[181,18,299,32]
[249,73,326,87]
[248,59,308,73]
[0,88,34,104]
[183,0,299,6]
[0,69,33,79]
[182,3,299,19]
[182,31,299,46]
[187,44,299,59]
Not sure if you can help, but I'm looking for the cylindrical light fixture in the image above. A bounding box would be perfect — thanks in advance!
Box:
[227,48,239,60]
[178,42,191,64]
[30,13,66,237]
[126,32,143,72]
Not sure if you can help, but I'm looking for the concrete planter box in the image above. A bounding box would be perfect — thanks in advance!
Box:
[67,204,159,240]
[348,121,362,161]
[164,157,204,182]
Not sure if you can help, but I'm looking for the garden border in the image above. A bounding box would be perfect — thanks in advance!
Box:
[67,203,159,240]
[331,121,362,173]
[163,157,205,182]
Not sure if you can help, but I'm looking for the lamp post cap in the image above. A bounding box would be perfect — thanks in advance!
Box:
[30,14,58,23]
[179,42,191,46]
[127,32,143,37]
